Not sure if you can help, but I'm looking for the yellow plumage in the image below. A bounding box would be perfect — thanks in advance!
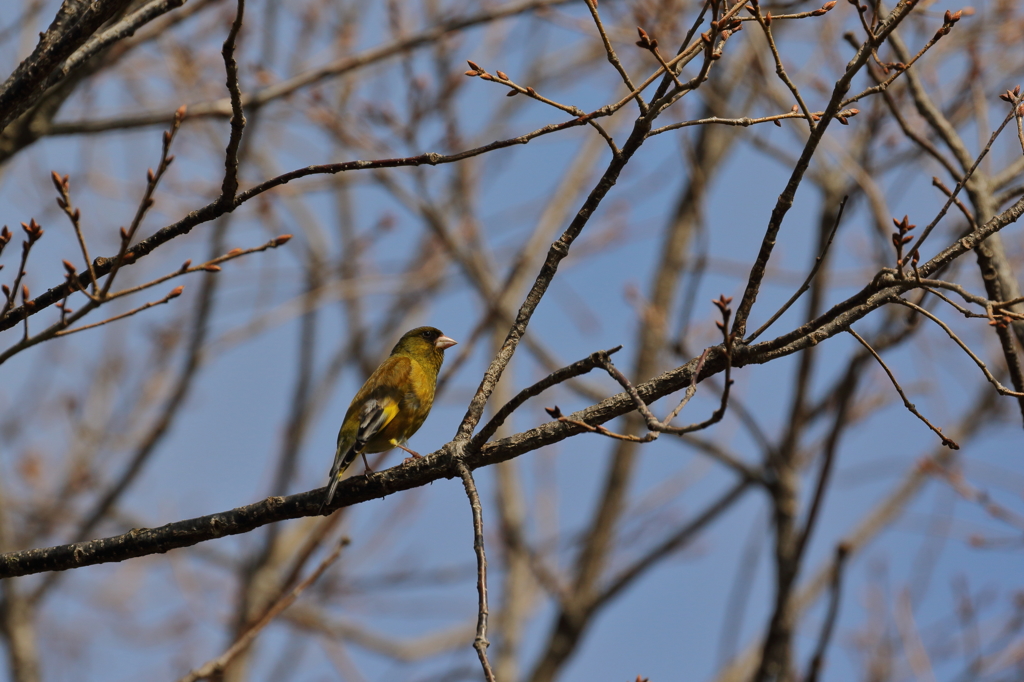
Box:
[319,326,456,513]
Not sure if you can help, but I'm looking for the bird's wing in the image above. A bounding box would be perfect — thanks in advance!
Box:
[355,398,399,446]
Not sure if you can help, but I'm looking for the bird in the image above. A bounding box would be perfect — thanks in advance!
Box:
[318,326,457,514]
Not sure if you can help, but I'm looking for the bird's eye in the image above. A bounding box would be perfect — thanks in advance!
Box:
[421,331,430,338]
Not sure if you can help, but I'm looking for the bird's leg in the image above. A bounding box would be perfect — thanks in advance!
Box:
[396,442,423,463]
[361,452,375,474]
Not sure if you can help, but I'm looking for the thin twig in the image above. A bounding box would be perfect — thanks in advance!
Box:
[746,196,847,343]
[583,0,647,113]
[0,220,42,320]
[650,109,860,136]
[904,107,1017,263]
[648,0,711,107]
[99,106,186,299]
[595,297,736,439]
[930,176,977,231]
[751,5,813,131]
[471,346,622,450]
[840,12,957,108]
[545,405,658,443]
[606,0,749,115]
[52,286,183,337]
[454,461,497,682]
[891,297,1024,398]
[52,172,99,295]
[846,327,959,448]
[0,235,289,367]
[467,65,618,154]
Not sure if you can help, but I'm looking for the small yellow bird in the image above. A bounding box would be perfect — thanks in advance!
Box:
[319,326,457,513]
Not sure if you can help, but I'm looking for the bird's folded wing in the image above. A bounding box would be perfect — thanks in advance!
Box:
[355,397,399,445]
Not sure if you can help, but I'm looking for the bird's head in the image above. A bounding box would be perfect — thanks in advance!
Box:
[392,326,458,362]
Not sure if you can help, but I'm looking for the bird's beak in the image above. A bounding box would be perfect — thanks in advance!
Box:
[435,334,458,350]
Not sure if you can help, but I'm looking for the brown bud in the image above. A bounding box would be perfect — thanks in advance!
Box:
[175,104,187,122]
[203,265,222,272]
[764,11,772,24]
[822,1,837,9]
[56,197,67,209]
[180,259,192,271]
[526,86,537,96]
[837,115,848,125]
[464,70,478,77]
[773,119,782,127]
[467,60,481,71]
[226,248,243,257]
[62,259,77,274]
[496,70,509,80]
[168,285,184,298]
[72,208,80,221]
[21,284,29,301]
[506,89,518,97]
[120,227,129,241]
[147,168,155,183]
[1,285,9,299]
[50,170,63,192]
[273,234,292,246]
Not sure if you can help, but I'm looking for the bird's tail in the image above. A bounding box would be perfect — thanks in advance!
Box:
[318,442,360,515]
[319,401,387,515]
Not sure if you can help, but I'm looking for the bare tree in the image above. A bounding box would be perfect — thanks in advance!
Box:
[0,0,1022,681]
